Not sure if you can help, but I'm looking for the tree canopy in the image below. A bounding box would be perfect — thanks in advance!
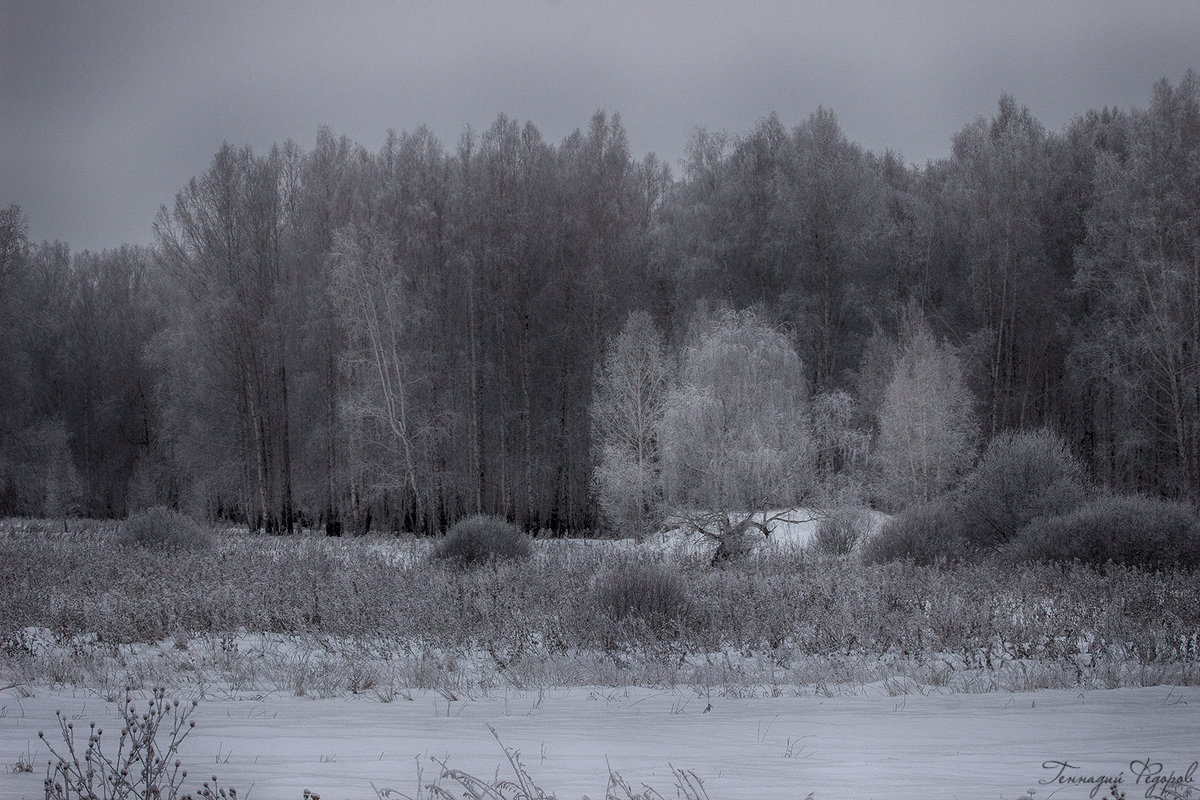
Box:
[1,73,1197,530]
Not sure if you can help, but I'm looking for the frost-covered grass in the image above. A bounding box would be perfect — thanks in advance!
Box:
[1,517,1198,698]
[3,518,1199,800]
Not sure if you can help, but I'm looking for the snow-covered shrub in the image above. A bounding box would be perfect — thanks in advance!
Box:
[959,428,1089,549]
[118,506,211,551]
[812,508,871,556]
[860,500,971,565]
[432,514,532,567]
[593,558,688,627]
[1007,494,1200,569]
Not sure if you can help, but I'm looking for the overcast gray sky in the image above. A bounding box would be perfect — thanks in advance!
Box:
[1,1,1197,253]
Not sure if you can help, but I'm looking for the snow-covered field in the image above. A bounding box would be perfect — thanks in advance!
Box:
[4,515,1198,799]
[4,683,1198,800]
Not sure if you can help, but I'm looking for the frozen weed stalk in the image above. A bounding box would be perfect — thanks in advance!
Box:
[389,725,713,800]
[10,741,35,774]
[38,686,232,800]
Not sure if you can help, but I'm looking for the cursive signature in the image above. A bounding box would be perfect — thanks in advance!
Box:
[1039,759,1199,799]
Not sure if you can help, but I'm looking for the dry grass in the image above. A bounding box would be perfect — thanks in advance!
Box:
[2,518,1198,696]
[381,724,712,800]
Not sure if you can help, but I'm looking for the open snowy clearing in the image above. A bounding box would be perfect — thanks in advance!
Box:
[4,684,1198,800]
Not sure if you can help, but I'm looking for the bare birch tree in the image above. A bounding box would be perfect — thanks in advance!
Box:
[874,310,979,508]
[591,310,671,536]
[328,222,426,531]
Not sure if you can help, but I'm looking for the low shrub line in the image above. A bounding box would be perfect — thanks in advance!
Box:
[865,430,1200,570]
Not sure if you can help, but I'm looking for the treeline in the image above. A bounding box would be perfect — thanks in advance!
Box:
[0,73,1196,532]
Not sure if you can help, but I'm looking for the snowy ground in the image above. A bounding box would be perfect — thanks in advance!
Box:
[4,683,1198,800]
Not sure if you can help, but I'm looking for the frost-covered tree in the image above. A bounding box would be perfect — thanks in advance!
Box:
[329,221,433,532]
[811,389,871,491]
[590,310,671,536]
[0,205,31,514]
[1071,73,1200,500]
[155,143,297,532]
[659,310,815,561]
[875,312,978,508]
[36,420,84,521]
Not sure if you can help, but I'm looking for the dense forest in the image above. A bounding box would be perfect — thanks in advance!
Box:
[0,73,1196,534]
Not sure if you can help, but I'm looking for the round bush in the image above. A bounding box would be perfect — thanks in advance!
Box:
[592,558,688,627]
[959,428,1089,549]
[812,508,872,556]
[118,506,212,551]
[1007,494,1200,570]
[860,500,971,565]
[432,515,532,567]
